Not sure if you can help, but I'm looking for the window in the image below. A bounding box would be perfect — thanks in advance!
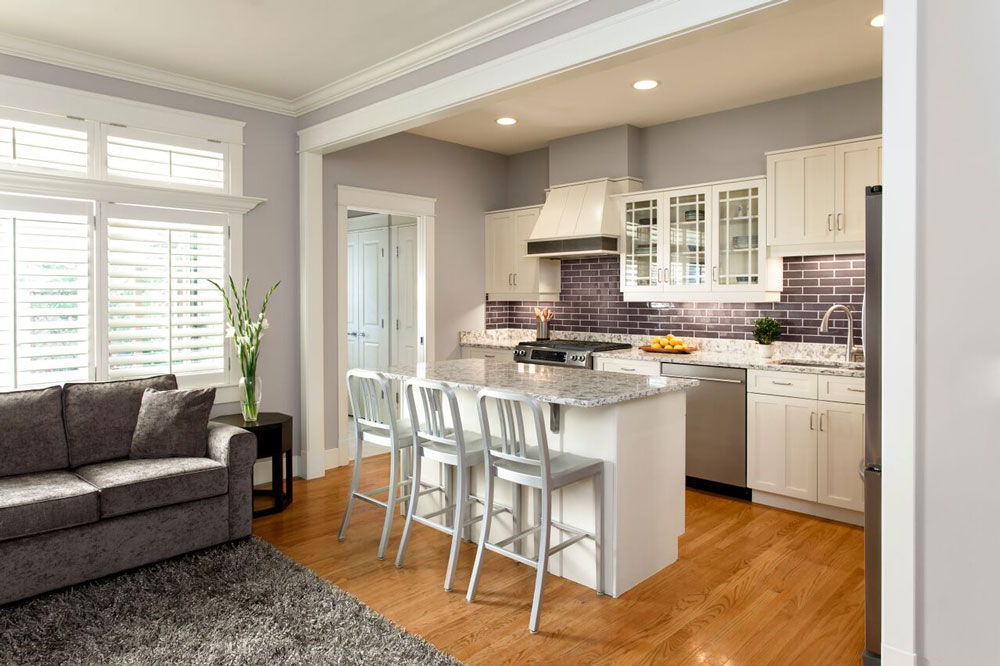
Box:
[107,128,226,190]
[104,204,227,383]
[0,194,93,389]
[0,110,88,175]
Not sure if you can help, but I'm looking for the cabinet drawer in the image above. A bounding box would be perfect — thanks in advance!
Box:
[596,357,660,377]
[818,375,865,404]
[748,370,818,399]
[461,347,512,361]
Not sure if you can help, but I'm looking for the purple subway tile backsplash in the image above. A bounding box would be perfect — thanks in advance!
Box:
[485,254,865,344]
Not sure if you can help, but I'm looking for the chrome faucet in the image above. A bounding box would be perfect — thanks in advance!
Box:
[819,304,857,363]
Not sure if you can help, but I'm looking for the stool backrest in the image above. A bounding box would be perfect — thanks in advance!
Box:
[476,388,550,479]
[346,368,398,444]
[404,378,467,458]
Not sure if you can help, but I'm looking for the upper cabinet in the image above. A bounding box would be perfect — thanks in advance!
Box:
[485,206,561,301]
[620,177,781,303]
[767,136,882,256]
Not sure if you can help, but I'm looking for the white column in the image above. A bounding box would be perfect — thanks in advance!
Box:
[299,151,326,480]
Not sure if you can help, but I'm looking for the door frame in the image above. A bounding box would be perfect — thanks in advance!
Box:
[335,185,435,463]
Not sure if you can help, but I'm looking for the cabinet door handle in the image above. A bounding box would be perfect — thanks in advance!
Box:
[810,412,816,430]
[837,213,843,231]
[508,273,512,286]
[819,413,826,431]
[712,266,718,282]
[827,213,833,231]
[847,387,864,393]
[483,354,496,359]
[620,367,636,372]
[513,273,517,286]
[771,380,793,386]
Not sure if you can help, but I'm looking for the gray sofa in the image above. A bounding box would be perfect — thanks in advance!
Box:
[0,375,257,606]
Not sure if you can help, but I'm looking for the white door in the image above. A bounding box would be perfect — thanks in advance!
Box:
[768,146,836,247]
[346,231,359,371]
[357,227,388,370]
[512,208,539,292]
[747,393,818,501]
[485,211,514,296]
[817,401,866,511]
[391,223,418,366]
[834,138,881,244]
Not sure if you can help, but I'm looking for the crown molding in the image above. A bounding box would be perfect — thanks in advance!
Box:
[291,0,588,115]
[0,0,586,118]
[0,32,296,116]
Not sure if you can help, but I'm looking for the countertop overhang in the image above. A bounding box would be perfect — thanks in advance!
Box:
[383,359,697,408]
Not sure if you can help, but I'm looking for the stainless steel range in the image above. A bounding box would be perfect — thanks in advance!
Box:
[513,339,631,369]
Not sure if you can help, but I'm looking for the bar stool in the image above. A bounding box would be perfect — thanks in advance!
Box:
[394,378,517,591]
[466,388,605,634]
[338,369,442,560]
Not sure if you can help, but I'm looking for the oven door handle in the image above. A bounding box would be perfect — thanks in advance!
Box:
[660,373,744,384]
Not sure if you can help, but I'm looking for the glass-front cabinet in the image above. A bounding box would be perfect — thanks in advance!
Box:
[619,177,780,302]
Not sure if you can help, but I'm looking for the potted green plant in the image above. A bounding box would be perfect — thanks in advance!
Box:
[752,317,781,359]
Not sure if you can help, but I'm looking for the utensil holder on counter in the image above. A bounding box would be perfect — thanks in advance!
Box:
[536,321,550,340]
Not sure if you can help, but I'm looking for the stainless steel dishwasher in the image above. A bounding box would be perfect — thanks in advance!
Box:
[660,362,749,499]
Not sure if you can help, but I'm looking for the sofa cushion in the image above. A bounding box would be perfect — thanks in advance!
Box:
[0,471,100,541]
[63,375,178,467]
[74,457,227,518]
[129,387,216,459]
[0,386,69,478]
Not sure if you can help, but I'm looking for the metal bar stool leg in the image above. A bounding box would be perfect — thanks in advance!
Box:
[466,468,495,603]
[395,443,423,568]
[444,458,467,591]
[337,434,363,542]
[529,489,552,634]
[378,448,400,560]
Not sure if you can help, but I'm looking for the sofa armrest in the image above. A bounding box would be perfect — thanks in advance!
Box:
[207,422,257,539]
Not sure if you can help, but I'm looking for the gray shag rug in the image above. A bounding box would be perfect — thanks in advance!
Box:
[0,537,462,666]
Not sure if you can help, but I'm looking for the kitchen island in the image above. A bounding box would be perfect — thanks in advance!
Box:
[382,358,696,597]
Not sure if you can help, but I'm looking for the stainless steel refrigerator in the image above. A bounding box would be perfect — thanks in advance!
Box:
[862,185,882,666]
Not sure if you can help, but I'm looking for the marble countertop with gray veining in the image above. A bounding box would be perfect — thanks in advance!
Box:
[459,330,865,378]
[383,358,697,408]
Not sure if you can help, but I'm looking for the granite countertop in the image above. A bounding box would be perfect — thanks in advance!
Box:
[459,330,864,378]
[592,348,865,378]
[383,358,697,408]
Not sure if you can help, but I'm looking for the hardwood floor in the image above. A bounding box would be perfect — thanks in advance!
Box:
[253,454,865,665]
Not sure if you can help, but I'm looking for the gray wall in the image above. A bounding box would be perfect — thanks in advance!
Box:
[548,125,640,185]
[505,148,548,207]
[915,1,1000,662]
[640,78,882,189]
[323,132,507,450]
[297,0,652,129]
[0,54,302,453]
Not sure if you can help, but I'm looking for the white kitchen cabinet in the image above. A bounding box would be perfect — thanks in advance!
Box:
[460,346,512,361]
[485,206,560,301]
[747,393,818,501]
[817,401,865,511]
[767,136,881,256]
[594,357,660,376]
[747,371,866,521]
[620,178,781,303]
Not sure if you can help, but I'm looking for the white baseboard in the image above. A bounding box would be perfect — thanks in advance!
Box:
[752,490,864,526]
[881,645,917,666]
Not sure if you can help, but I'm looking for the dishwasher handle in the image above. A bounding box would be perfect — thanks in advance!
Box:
[660,373,744,384]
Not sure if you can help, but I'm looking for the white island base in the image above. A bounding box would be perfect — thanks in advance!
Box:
[413,388,687,598]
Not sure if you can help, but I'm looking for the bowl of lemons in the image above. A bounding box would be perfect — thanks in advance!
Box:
[640,334,696,354]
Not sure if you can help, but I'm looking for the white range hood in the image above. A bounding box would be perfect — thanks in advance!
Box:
[526,177,642,257]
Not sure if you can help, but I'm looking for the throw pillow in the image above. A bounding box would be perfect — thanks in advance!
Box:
[129,387,216,459]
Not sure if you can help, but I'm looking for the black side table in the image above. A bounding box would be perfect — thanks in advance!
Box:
[213,412,293,518]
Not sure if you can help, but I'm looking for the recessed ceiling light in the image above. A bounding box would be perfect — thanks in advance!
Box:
[633,79,659,90]
[869,13,884,27]
[496,117,517,126]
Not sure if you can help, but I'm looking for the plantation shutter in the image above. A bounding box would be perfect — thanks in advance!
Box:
[0,109,88,174]
[104,203,227,384]
[0,194,93,390]
[106,127,226,190]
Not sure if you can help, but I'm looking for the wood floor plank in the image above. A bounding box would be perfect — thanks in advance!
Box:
[254,454,865,665]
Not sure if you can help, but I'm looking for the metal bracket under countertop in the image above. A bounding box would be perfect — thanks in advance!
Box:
[550,404,560,433]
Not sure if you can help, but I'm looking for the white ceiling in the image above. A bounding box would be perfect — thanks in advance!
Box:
[410,0,883,155]
[0,0,524,101]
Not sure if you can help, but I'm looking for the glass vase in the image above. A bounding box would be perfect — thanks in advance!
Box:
[239,375,262,423]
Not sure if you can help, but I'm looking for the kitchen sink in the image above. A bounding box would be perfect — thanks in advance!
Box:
[772,359,864,369]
